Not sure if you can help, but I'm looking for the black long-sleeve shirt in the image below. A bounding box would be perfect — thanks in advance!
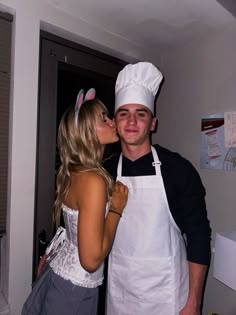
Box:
[104,144,211,265]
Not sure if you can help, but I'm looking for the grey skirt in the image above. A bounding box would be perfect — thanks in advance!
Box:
[21,265,99,315]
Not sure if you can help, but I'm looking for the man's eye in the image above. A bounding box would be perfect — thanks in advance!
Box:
[118,112,127,117]
[137,112,147,118]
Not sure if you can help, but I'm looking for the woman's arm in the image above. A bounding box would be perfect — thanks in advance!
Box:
[76,172,128,272]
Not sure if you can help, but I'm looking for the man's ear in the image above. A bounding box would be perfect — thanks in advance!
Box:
[150,117,157,132]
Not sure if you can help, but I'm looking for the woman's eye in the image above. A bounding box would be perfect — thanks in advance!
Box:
[99,112,108,122]
[103,114,109,122]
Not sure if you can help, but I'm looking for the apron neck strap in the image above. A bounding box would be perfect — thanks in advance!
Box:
[117,146,161,177]
[151,146,162,171]
[117,154,123,177]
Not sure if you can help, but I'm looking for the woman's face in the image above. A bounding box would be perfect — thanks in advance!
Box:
[95,109,119,145]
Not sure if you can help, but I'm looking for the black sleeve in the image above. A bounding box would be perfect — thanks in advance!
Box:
[174,159,211,265]
[158,145,212,266]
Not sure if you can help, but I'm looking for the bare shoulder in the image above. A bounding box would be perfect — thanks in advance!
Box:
[72,170,107,210]
[73,170,106,192]
[65,170,107,209]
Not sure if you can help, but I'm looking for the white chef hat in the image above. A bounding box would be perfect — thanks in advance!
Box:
[115,62,163,114]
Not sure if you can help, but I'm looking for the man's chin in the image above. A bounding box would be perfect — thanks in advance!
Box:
[121,139,140,146]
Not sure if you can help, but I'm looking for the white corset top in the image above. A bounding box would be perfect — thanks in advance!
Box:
[49,205,104,288]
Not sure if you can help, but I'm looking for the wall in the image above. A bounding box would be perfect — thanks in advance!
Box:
[154,24,236,315]
[0,3,40,315]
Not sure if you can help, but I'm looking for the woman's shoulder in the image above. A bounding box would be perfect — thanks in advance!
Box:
[67,170,107,207]
[72,169,106,187]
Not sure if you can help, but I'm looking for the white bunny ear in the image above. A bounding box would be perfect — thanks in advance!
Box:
[84,88,96,101]
[75,89,84,127]
[75,89,84,110]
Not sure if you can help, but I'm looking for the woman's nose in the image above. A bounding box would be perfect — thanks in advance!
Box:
[107,117,116,128]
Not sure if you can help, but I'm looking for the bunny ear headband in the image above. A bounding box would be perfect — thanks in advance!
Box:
[74,88,96,126]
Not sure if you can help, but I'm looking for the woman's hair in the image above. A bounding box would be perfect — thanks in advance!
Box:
[54,98,113,226]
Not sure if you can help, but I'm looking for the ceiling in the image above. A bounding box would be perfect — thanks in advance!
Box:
[48,0,236,59]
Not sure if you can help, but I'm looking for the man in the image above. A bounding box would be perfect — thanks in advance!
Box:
[105,62,211,315]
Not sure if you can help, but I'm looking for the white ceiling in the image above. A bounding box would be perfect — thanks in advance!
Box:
[48,0,236,59]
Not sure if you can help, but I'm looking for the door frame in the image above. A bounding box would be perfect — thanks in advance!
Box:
[34,31,126,277]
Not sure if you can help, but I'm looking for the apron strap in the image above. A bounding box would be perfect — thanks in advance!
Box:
[117,153,123,177]
[151,146,162,172]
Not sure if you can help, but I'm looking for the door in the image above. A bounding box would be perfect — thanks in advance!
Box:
[34,31,125,313]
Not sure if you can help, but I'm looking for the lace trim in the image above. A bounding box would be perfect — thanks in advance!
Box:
[62,203,78,214]
[52,268,104,288]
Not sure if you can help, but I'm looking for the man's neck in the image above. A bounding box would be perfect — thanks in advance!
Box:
[121,142,152,161]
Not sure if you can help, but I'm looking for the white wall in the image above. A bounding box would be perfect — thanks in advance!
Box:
[0,1,139,314]
[155,24,236,315]
[0,2,40,314]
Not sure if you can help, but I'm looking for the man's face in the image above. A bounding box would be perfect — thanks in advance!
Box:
[115,104,156,146]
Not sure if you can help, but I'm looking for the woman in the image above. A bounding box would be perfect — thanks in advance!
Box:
[22,88,128,314]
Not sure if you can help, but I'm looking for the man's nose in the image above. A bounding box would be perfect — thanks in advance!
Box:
[128,114,136,124]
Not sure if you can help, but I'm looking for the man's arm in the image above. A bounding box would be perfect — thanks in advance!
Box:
[177,159,210,315]
[162,153,211,314]
[180,262,208,315]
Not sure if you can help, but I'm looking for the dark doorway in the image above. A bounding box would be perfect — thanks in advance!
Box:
[34,31,126,314]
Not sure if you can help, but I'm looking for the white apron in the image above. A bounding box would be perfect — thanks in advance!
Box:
[106,147,189,315]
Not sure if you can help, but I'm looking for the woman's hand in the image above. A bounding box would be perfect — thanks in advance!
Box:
[110,181,129,216]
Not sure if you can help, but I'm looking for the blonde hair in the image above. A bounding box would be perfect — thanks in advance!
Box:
[54,98,113,226]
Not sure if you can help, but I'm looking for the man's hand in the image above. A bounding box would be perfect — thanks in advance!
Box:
[180,303,200,315]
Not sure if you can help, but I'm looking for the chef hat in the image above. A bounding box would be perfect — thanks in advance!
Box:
[115,62,163,114]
